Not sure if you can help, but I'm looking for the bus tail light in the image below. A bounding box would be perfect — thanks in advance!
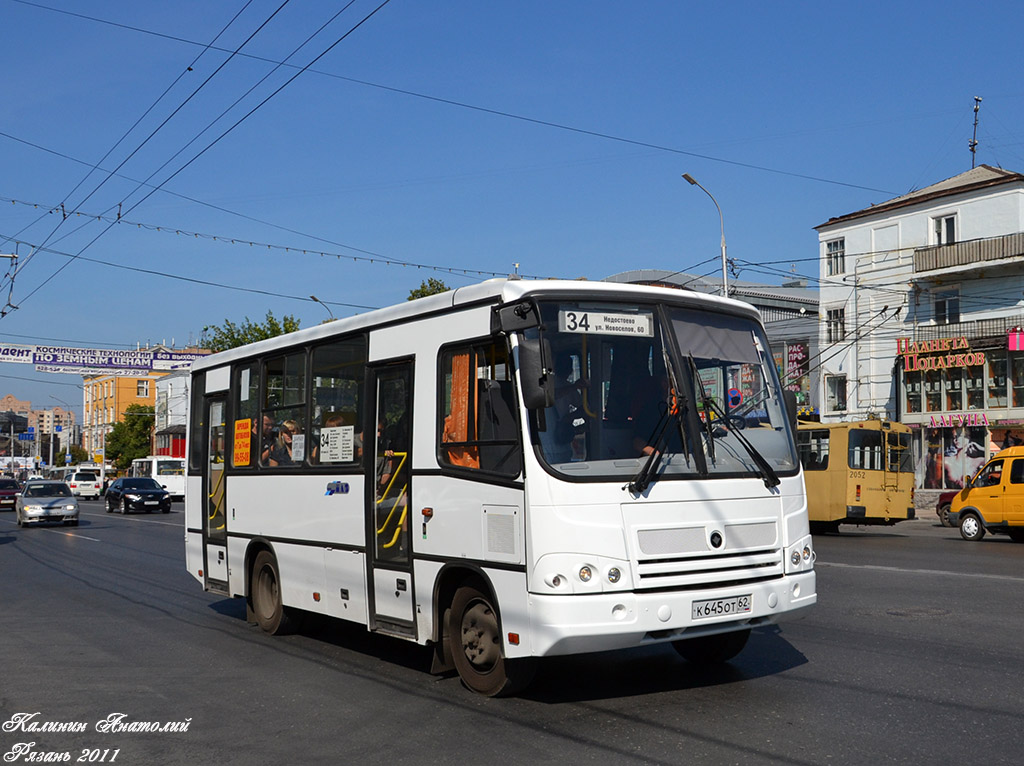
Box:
[856,484,861,501]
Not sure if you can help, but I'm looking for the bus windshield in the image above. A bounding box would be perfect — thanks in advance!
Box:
[529,300,797,482]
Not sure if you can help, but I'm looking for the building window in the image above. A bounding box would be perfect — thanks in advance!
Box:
[933,214,956,245]
[826,308,846,343]
[934,289,960,325]
[987,354,1008,408]
[826,238,845,276]
[826,375,847,412]
[137,380,150,398]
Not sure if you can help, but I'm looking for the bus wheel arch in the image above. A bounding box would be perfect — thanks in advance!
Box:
[248,545,298,635]
[435,568,535,696]
[959,512,986,542]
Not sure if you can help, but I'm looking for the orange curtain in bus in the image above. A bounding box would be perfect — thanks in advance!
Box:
[442,351,480,469]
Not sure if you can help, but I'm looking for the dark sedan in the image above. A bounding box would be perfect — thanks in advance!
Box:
[105,477,172,514]
[0,477,20,511]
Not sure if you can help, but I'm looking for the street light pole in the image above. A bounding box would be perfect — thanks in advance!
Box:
[310,295,335,321]
[682,173,728,297]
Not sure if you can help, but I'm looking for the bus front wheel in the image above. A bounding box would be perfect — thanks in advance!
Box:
[251,551,296,635]
[673,628,751,664]
[448,585,535,697]
[959,514,986,542]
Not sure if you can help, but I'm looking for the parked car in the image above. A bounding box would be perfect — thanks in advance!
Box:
[950,445,1024,542]
[936,490,960,527]
[0,477,20,511]
[16,481,79,527]
[105,477,171,514]
[68,470,102,499]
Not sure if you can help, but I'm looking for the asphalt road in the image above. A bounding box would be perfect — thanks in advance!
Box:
[2,503,1022,765]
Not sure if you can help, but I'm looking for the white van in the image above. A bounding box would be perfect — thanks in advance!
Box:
[130,457,185,501]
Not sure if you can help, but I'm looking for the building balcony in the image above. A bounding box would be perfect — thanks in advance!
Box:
[914,231,1024,273]
[914,313,1024,345]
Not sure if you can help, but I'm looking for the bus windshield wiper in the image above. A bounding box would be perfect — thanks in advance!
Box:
[627,404,674,494]
[686,356,717,464]
[687,354,779,489]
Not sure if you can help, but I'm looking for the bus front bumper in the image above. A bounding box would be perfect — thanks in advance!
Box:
[525,571,816,657]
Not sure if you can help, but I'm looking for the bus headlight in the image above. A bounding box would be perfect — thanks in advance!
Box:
[607,567,621,583]
[578,566,593,582]
[786,536,814,574]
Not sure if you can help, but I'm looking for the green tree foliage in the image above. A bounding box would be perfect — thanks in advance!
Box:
[68,445,90,465]
[407,278,450,301]
[201,311,301,352]
[104,404,155,470]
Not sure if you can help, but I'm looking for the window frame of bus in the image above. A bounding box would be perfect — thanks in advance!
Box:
[227,334,368,472]
[436,336,523,479]
[259,349,308,469]
[188,370,205,473]
[309,334,367,469]
[231,361,261,469]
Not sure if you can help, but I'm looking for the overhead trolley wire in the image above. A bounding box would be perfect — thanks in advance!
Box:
[7,0,394,314]
[10,0,895,196]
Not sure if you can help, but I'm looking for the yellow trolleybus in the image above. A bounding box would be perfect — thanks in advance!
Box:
[797,419,915,532]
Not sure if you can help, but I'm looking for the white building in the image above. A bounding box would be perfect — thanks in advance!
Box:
[815,165,1024,492]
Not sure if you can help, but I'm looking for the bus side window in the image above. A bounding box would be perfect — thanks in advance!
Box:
[439,340,521,477]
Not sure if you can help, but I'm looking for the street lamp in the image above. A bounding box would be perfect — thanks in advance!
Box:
[682,173,728,298]
[310,295,335,321]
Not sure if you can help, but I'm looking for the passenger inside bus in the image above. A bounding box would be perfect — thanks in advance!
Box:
[540,353,587,463]
[260,414,276,464]
[268,420,299,466]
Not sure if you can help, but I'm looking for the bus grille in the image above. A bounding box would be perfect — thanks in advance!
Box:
[633,521,783,591]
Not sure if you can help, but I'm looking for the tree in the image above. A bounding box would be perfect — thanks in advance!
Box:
[68,445,90,465]
[408,278,450,301]
[201,311,301,352]
[105,404,155,471]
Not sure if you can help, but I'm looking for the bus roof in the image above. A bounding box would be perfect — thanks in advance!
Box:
[192,278,763,371]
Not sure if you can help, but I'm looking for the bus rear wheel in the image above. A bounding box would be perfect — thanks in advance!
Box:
[959,514,986,542]
[673,628,751,665]
[251,550,296,635]
[448,585,535,697]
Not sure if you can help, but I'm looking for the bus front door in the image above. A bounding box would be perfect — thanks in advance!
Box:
[204,397,229,593]
[367,362,414,635]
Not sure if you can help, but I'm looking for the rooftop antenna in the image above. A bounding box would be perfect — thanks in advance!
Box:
[970,96,983,168]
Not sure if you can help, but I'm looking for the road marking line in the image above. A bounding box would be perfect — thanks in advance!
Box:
[818,560,1024,583]
[79,510,182,527]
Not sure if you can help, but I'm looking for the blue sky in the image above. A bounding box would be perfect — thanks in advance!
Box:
[2,0,1023,414]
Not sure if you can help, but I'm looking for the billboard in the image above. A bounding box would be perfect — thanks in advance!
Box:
[0,343,209,374]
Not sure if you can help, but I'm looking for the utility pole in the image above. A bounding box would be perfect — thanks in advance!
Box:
[970,96,983,168]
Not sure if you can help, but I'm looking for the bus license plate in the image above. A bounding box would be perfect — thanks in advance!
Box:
[692,594,752,620]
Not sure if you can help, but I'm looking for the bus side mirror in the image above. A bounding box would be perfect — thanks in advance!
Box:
[783,390,797,432]
[962,475,972,488]
[518,337,554,410]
